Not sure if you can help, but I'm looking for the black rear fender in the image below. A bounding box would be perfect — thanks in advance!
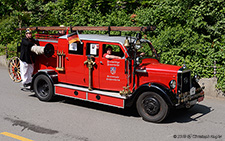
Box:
[31,69,58,90]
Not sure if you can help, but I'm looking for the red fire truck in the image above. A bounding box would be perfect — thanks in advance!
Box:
[10,26,204,122]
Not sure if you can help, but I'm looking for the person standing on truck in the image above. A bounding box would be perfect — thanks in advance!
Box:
[103,46,121,59]
[20,28,37,88]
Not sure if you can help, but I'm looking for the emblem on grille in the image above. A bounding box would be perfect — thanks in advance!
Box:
[184,77,189,84]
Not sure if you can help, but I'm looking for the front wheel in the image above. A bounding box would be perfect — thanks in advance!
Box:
[33,74,54,101]
[136,92,169,123]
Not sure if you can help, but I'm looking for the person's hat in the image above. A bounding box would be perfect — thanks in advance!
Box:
[25,28,32,34]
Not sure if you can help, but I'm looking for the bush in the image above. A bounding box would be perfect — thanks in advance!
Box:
[0,43,17,59]
[1,0,225,91]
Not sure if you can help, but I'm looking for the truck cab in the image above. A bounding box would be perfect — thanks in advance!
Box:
[26,26,204,123]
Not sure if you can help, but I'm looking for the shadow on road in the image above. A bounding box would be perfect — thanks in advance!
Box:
[29,94,212,123]
[29,94,140,117]
[163,104,212,123]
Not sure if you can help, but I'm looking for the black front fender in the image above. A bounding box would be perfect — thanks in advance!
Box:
[125,83,177,107]
[31,69,58,90]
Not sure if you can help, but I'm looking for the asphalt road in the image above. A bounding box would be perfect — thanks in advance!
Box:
[0,66,224,141]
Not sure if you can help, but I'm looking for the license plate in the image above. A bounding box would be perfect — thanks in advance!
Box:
[190,87,196,95]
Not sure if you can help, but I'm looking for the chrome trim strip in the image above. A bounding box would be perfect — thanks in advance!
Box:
[37,39,58,43]
[86,92,88,100]
[38,69,56,73]
[54,83,126,99]
[136,69,147,73]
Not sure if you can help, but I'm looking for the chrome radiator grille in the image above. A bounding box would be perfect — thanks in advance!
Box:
[177,70,191,93]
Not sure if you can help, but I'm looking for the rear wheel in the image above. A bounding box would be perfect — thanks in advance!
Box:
[136,91,169,123]
[33,74,54,101]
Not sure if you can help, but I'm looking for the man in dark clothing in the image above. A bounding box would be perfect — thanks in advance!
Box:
[20,28,37,88]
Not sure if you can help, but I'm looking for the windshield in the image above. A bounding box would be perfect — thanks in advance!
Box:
[138,40,159,60]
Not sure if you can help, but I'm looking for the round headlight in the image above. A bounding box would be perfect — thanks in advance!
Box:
[169,80,176,89]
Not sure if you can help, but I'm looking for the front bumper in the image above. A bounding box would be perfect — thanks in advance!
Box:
[176,88,204,108]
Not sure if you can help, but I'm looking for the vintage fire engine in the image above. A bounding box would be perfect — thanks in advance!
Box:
[9,26,204,122]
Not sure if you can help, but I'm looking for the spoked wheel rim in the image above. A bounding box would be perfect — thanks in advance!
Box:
[8,57,21,83]
[142,97,160,116]
[36,79,50,98]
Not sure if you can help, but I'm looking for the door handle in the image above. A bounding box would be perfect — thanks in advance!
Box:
[100,61,103,64]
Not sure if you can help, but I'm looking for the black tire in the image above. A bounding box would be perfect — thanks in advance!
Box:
[136,91,169,123]
[33,74,54,101]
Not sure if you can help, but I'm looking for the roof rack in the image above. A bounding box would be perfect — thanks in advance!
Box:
[16,26,156,32]
[16,26,156,40]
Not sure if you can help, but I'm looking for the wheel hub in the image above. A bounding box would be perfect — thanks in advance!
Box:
[143,97,160,116]
[14,67,17,72]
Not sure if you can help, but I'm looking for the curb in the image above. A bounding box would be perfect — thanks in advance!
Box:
[199,78,225,99]
[0,55,7,68]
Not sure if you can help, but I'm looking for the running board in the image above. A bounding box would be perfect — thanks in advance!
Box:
[54,83,126,108]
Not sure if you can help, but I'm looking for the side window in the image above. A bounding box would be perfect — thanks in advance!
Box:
[102,44,124,58]
[86,43,99,57]
[69,42,83,55]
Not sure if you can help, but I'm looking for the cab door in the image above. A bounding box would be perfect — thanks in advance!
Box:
[99,43,127,91]
[65,40,86,86]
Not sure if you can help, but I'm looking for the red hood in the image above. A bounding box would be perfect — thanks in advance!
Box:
[137,58,181,74]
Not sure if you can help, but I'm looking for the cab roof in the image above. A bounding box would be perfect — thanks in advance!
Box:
[78,34,127,44]
[59,33,150,45]
[78,34,149,44]
[59,33,143,45]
